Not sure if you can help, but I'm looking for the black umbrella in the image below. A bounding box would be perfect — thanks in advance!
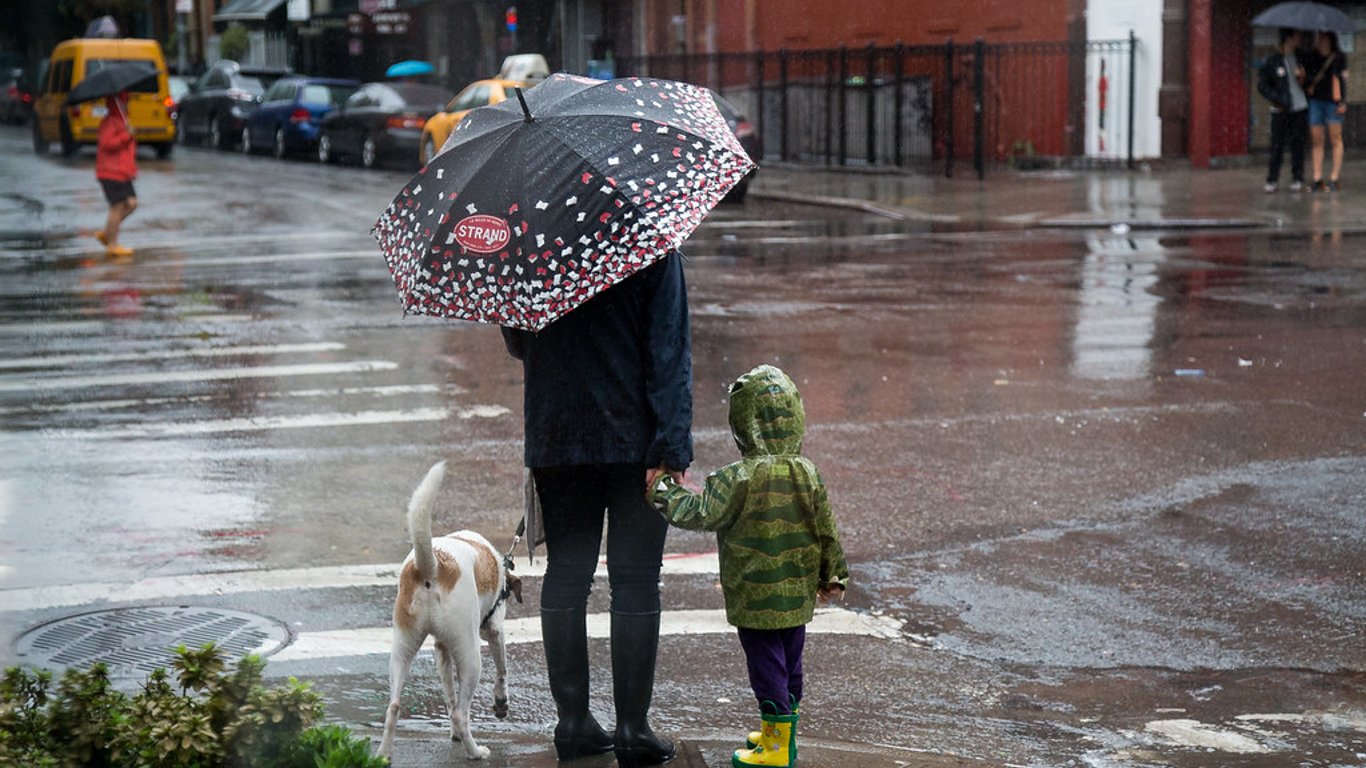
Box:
[1252,1,1355,35]
[65,60,159,105]
[372,72,755,331]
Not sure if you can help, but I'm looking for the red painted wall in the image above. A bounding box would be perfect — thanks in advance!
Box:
[647,0,1076,56]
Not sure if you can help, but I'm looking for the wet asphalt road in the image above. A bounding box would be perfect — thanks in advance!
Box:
[1,124,1364,767]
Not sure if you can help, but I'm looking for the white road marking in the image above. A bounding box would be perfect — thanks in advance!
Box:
[270,608,906,662]
[170,250,378,268]
[0,316,278,336]
[1144,719,1274,754]
[39,406,496,440]
[0,384,447,416]
[0,360,399,393]
[0,342,347,370]
[0,553,721,612]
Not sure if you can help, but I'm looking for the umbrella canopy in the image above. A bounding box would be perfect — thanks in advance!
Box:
[1252,1,1355,35]
[65,60,159,105]
[386,60,435,78]
[372,72,755,331]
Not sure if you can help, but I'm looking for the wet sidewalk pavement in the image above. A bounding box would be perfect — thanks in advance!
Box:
[382,731,986,768]
[748,160,1366,233]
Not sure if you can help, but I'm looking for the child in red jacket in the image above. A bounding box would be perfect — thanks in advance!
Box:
[95,93,138,258]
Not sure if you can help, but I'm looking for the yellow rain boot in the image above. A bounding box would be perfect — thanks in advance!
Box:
[732,709,797,768]
[746,695,798,758]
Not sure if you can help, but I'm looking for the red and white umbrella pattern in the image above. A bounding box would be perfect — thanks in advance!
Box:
[373,73,756,331]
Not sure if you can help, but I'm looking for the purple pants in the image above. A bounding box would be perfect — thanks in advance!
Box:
[736,625,805,715]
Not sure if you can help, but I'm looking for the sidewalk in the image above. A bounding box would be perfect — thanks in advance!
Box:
[747,160,1366,234]
[381,730,990,768]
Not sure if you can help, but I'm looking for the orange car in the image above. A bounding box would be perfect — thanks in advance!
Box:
[419,78,526,165]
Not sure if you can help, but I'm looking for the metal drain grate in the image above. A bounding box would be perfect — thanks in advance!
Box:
[14,606,291,679]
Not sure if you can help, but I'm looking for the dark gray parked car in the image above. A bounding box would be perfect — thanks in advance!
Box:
[176,60,289,150]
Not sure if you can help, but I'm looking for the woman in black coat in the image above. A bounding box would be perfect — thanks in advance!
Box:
[503,251,692,767]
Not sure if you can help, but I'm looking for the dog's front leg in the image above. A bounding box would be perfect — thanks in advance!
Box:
[480,619,509,719]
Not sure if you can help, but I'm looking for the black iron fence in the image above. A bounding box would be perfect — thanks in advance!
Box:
[619,34,1137,178]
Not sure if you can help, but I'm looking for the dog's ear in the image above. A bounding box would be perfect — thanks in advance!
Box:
[506,572,524,604]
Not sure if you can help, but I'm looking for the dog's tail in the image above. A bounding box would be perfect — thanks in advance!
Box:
[407,460,446,582]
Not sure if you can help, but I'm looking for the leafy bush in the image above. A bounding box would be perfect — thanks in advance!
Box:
[219,25,250,64]
[0,644,383,768]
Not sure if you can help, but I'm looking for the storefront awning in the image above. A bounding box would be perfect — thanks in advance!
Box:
[213,0,287,22]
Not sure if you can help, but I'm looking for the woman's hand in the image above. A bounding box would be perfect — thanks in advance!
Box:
[644,465,684,499]
[817,584,845,605]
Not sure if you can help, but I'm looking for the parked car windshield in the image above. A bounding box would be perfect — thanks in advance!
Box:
[168,75,191,101]
[391,83,451,108]
[235,75,267,95]
[301,83,355,107]
[86,59,159,93]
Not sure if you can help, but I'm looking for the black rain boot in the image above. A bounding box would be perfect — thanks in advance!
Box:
[542,607,614,760]
[611,611,676,768]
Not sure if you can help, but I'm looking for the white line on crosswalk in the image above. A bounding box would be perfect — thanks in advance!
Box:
[0,342,348,370]
[0,553,721,613]
[38,406,493,440]
[0,360,399,393]
[271,608,905,662]
[0,384,448,416]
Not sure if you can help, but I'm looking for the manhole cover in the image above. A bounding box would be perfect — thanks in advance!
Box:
[14,606,292,680]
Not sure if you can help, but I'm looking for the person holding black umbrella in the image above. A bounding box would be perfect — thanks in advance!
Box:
[95,92,138,259]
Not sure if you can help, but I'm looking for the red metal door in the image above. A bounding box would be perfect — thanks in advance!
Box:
[1209,0,1252,155]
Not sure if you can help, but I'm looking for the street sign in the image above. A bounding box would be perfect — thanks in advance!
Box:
[176,0,192,13]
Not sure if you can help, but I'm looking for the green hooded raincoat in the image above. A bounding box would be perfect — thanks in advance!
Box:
[653,365,849,630]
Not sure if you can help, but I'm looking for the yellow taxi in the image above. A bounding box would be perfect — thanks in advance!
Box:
[418,54,549,165]
[32,38,175,159]
[418,78,524,165]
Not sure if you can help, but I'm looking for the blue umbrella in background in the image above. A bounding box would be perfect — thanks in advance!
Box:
[385,60,435,78]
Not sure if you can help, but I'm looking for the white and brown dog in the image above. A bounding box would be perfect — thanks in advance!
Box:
[378,461,523,761]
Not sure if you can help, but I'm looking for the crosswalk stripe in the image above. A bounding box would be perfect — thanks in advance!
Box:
[270,608,905,663]
[0,553,721,613]
[37,406,502,440]
[0,384,447,416]
[0,342,348,370]
[0,360,399,393]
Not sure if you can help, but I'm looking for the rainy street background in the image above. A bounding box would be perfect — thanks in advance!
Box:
[1,123,1364,767]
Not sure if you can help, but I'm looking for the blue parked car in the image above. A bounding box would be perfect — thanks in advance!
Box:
[241,76,358,159]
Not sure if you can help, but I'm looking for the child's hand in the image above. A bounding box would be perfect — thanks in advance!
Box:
[817,584,845,605]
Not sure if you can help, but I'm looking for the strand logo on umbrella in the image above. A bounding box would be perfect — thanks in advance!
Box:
[372,72,755,331]
[454,214,512,253]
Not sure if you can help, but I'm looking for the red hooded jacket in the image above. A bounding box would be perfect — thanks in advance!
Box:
[95,95,137,182]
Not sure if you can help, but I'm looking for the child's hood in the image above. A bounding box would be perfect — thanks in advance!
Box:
[728,364,805,457]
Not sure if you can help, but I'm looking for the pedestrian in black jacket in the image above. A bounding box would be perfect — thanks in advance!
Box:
[502,251,692,768]
[1258,28,1310,192]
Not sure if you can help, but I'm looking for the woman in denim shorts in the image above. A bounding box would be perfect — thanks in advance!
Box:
[1305,31,1348,191]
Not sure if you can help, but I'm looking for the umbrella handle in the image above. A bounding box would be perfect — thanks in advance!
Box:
[514,87,533,122]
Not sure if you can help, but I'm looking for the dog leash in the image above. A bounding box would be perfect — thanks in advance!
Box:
[481,518,525,629]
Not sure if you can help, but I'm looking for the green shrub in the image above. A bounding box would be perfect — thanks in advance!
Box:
[0,644,382,768]
[219,25,250,63]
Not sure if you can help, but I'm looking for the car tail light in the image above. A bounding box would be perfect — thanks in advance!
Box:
[5,85,16,98]
[163,96,176,109]
[69,106,81,119]
[21,93,33,105]
[289,107,311,124]
[734,119,756,138]
[387,114,425,130]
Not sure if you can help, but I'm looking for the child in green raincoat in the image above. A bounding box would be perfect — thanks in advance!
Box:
[651,364,848,768]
